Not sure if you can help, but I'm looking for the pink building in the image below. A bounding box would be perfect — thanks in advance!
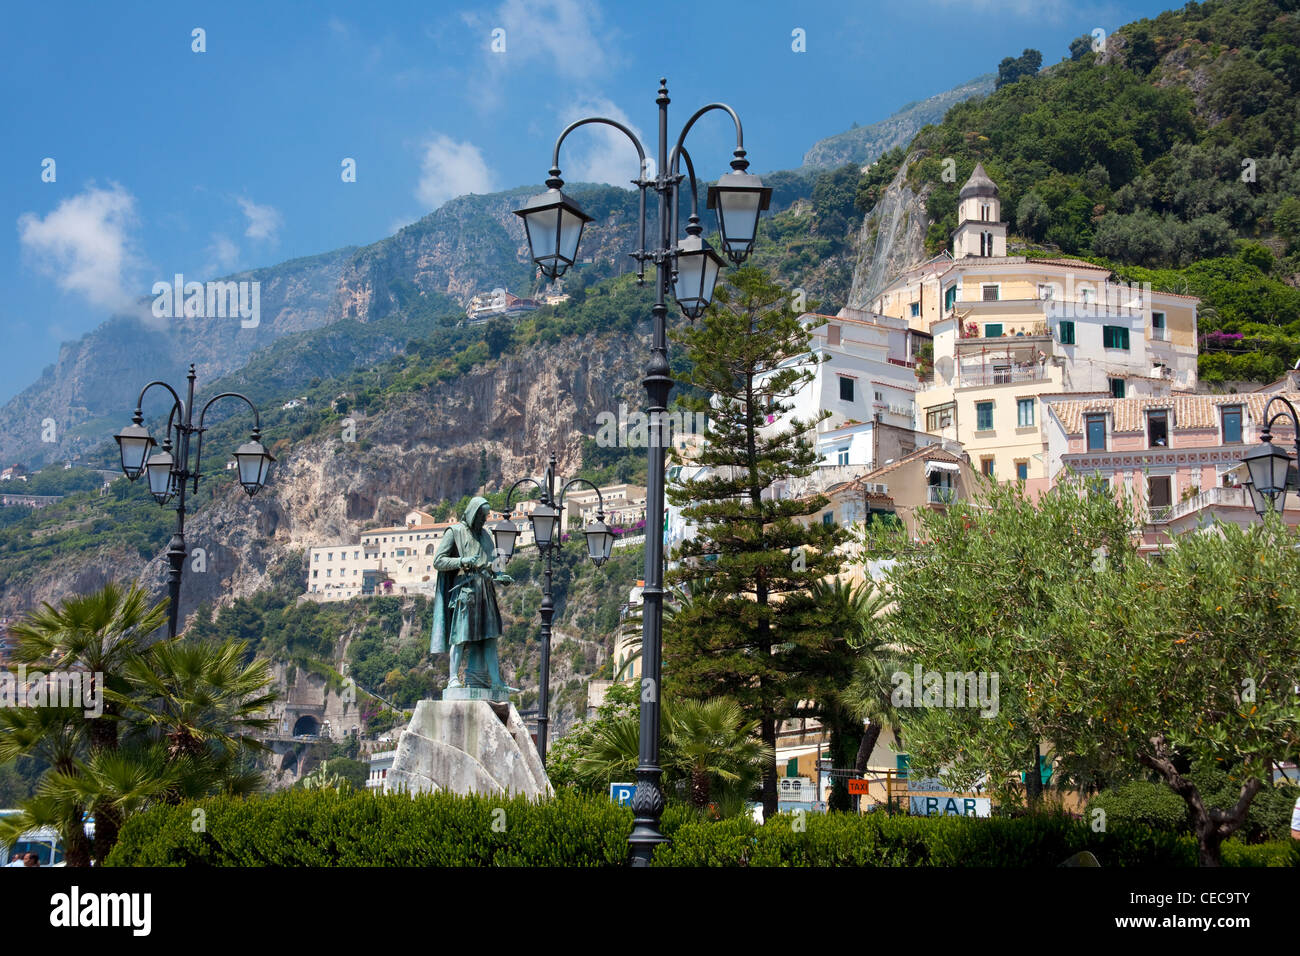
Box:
[1045,391,1300,552]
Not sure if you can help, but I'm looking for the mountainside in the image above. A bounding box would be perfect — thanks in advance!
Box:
[801,74,995,170]
[0,183,652,471]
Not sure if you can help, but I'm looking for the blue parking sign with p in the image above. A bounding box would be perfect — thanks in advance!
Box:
[610,782,635,806]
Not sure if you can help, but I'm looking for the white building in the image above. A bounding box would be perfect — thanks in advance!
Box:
[306,510,454,601]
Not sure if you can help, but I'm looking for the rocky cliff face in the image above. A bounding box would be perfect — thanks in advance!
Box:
[1,329,645,626]
[0,185,646,471]
[802,75,994,170]
[846,155,935,309]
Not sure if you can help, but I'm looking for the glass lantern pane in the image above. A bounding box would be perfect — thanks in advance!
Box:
[524,208,560,262]
[558,210,584,265]
[719,192,761,252]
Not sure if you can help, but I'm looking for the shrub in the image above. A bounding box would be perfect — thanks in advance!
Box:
[106,790,1296,867]
[1086,780,1190,835]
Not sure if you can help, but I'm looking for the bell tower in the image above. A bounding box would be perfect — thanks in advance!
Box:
[952,163,1007,259]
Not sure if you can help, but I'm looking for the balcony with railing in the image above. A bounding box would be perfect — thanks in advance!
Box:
[927,485,957,505]
[1146,485,1249,524]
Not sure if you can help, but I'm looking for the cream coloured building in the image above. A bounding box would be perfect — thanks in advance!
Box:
[306,510,454,601]
[868,165,1200,492]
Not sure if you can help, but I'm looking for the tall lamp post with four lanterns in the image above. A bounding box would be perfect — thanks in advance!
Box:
[513,78,769,864]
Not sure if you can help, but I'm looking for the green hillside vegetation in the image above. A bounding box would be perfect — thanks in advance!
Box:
[883,0,1300,382]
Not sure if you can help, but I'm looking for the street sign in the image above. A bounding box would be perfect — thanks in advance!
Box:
[610,782,635,806]
[847,778,870,795]
[908,795,990,817]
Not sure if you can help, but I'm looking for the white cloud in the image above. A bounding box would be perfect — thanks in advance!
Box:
[416,135,497,209]
[561,97,645,188]
[205,234,241,275]
[238,198,283,243]
[17,183,140,312]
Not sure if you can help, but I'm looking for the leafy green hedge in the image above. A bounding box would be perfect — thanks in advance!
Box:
[106,791,1299,867]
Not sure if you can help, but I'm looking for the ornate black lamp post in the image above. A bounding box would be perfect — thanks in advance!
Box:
[1240,396,1299,517]
[514,79,768,865]
[492,453,614,765]
[114,364,274,638]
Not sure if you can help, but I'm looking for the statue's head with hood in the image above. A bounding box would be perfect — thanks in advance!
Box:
[464,495,491,533]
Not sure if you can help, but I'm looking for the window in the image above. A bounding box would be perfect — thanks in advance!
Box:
[980,457,995,477]
[1058,320,1075,345]
[838,376,854,402]
[981,284,1000,302]
[980,202,992,222]
[328,552,333,561]
[1017,398,1035,428]
[874,390,883,402]
[910,303,920,318]
[1037,283,1056,301]
[1222,406,1243,444]
[1148,475,1172,508]
[312,570,318,579]
[1110,377,1126,398]
[985,323,1003,338]
[1103,325,1130,350]
[1151,311,1166,340]
[944,284,957,310]
[314,554,319,562]
[1086,475,1109,497]
[976,401,994,431]
[1147,410,1168,447]
[836,447,849,466]
[822,512,834,526]
[1016,461,1029,481]
[926,402,955,431]
[827,324,840,346]
[1086,414,1106,451]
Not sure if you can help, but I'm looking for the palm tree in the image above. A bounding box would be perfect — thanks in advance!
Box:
[666,697,773,810]
[572,696,772,812]
[842,584,909,778]
[0,706,92,866]
[5,582,167,861]
[114,636,276,767]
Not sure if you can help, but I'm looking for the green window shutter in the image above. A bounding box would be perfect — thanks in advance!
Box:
[985,323,1003,338]
[1121,327,1130,349]
[1059,321,1075,345]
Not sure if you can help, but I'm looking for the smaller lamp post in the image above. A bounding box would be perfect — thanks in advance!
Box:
[114,364,273,637]
[493,453,613,763]
[1240,396,1299,517]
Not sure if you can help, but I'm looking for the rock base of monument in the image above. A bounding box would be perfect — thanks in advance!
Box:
[384,698,551,800]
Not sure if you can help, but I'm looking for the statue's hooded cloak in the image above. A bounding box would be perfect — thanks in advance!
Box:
[429,496,497,654]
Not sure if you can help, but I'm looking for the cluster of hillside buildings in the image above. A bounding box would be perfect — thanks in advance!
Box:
[606,166,1300,811]
[465,284,569,324]
[728,164,1299,553]
[306,483,648,601]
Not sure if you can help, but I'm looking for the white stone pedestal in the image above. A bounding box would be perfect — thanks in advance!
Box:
[384,699,551,800]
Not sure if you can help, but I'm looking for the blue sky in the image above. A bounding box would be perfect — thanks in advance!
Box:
[1,0,1180,402]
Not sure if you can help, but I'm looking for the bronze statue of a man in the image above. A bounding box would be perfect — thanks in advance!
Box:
[429,496,515,698]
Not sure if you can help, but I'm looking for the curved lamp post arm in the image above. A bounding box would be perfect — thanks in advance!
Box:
[1261,396,1300,444]
[503,476,545,514]
[132,381,186,429]
[193,391,263,492]
[550,117,651,281]
[557,477,606,520]
[670,102,747,175]
[666,145,701,276]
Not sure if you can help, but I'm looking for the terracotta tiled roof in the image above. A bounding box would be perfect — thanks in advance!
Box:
[848,443,965,487]
[1048,391,1300,435]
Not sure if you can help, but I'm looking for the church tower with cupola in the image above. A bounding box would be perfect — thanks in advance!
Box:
[951,163,1007,259]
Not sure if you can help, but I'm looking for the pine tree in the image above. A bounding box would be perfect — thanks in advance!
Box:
[664,266,848,821]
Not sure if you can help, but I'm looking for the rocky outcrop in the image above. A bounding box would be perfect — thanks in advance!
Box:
[846,155,934,309]
[0,184,646,471]
[802,74,994,170]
